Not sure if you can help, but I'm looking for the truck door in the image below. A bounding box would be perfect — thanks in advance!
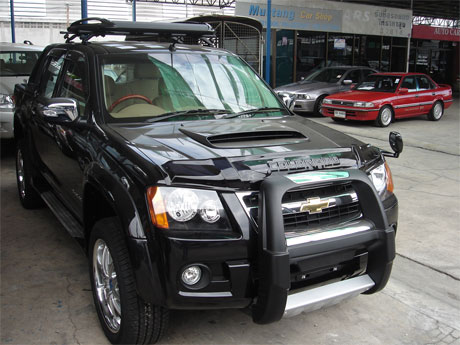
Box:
[31,49,91,219]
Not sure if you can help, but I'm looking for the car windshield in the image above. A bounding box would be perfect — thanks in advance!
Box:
[355,75,401,92]
[101,52,286,122]
[0,51,41,76]
[303,68,348,83]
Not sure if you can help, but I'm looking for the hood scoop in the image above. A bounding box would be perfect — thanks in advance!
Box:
[180,128,308,148]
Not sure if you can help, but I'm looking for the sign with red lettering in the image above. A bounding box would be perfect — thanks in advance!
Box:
[412,25,460,42]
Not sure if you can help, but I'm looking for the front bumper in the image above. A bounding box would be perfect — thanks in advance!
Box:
[292,98,316,112]
[0,108,14,139]
[322,105,379,121]
[134,170,397,323]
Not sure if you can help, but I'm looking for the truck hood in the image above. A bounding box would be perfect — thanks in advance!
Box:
[109,116,378,186]
[0,76,29,95]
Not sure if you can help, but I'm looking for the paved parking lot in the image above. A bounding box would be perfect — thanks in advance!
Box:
[1,99,459,345]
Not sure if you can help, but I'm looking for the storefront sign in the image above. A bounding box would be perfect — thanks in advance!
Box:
[235,2,343,32]
[412,25,460,42]
[235,0,412,37]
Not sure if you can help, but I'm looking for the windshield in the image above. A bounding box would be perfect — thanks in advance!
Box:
[355,75,401,92]
[101,52,285,122]
[0,51,41,76]
[303,68,347,83]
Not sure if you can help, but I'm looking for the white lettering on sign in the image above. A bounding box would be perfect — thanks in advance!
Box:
[434,27,460,37]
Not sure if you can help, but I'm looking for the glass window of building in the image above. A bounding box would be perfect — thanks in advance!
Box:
[356,35,381,70]
[275,30,294,87]
[296,32,326,81]
[328,34,354,66]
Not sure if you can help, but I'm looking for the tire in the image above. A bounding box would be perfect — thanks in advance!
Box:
[314,95,327,116]
[375,105,393,127]
[89,217,169,344]
[428,101,443,121]
[15,139,44,209]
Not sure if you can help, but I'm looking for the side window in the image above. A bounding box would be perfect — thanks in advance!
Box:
[400,76,417,92]
[417,76,433,91]
[346,70,361,83]
[57,56,89,116]
[41,53,65,98]
[362,69,375,79]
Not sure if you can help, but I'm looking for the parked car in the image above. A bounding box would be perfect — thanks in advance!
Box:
[321,72,453,127]
[0,42,43,138]
[274,66,377,115]
[14,18,402,345]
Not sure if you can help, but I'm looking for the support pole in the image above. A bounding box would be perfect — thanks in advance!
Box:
[10,0,15,43]
[406,0,413,72]
[81,0,87,19]
[132,0,136,22]
[265,0,271,85]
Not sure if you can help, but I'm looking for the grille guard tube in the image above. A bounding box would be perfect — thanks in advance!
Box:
[251,169,393,324]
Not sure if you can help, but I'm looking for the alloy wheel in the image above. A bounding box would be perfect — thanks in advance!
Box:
[93,239,121,333]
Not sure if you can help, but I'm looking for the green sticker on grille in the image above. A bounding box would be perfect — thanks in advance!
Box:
[287,171,349,184]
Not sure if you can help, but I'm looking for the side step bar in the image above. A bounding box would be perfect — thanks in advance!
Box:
[41,191,85,239]
[284,275,375,318]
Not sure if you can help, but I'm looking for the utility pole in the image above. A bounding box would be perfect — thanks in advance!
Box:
[10,0,15,43]
[81,0,87,19]
[132,0,136,21]
[66,3,70,27]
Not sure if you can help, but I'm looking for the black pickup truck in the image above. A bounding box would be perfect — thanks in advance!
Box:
[13,19,402,345]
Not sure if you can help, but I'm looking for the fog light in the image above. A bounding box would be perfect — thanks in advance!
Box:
[181,266,202,286]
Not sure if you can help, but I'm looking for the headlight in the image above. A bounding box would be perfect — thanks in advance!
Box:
[147,186,231,231]
[0,94,14,108]
[368,162,394,196]
[354,101,375,108]
[296,93,311,100]
[323,98,332,104]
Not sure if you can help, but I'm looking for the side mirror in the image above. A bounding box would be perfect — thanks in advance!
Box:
[398,88,409,95]
[39,98,79,124]
[342,79,353,85]
[383,131,403,158]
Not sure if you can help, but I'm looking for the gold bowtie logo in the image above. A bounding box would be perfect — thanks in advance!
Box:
[300,197,330,214]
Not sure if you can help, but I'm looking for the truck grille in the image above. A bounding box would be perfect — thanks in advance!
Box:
[238,183,362,233]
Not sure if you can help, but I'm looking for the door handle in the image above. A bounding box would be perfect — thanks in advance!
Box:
[415,95,419,98]
[432,93,435,96]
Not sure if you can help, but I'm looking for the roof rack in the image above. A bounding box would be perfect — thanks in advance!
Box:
[62,18,215,46]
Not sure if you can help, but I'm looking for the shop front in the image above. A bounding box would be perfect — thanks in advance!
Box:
[410,25,460,87]
[236,0,412,87]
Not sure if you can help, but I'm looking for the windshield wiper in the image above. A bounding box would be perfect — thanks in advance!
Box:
[222,107,288,119]
[146,109,229,123]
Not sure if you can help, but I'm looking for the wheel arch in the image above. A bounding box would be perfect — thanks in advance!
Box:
[82,165,148,249]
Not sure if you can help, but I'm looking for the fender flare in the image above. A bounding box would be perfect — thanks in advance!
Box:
[83,162,166,305]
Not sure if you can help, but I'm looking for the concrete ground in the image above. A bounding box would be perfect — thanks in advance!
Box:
[1,99,459,345]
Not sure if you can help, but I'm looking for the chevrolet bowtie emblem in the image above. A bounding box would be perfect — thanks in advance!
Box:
[300,197,330,214]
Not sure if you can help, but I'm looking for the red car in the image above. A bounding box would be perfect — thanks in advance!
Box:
[321,72,453,127]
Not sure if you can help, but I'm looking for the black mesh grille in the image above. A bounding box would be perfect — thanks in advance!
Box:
[244,183,362,232]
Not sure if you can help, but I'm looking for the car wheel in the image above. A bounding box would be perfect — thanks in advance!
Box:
[314,95,327,116]
[89,217,169,344]
[15,139,44,209]
[428,101,443,121]
[375,105,393,127]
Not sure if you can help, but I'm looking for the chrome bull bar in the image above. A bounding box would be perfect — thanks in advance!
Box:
[284,274,375,318]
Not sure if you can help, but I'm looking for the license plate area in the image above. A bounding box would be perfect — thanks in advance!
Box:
[334,110,346,118]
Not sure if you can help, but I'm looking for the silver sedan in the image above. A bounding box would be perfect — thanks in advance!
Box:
[274,66,377,115]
